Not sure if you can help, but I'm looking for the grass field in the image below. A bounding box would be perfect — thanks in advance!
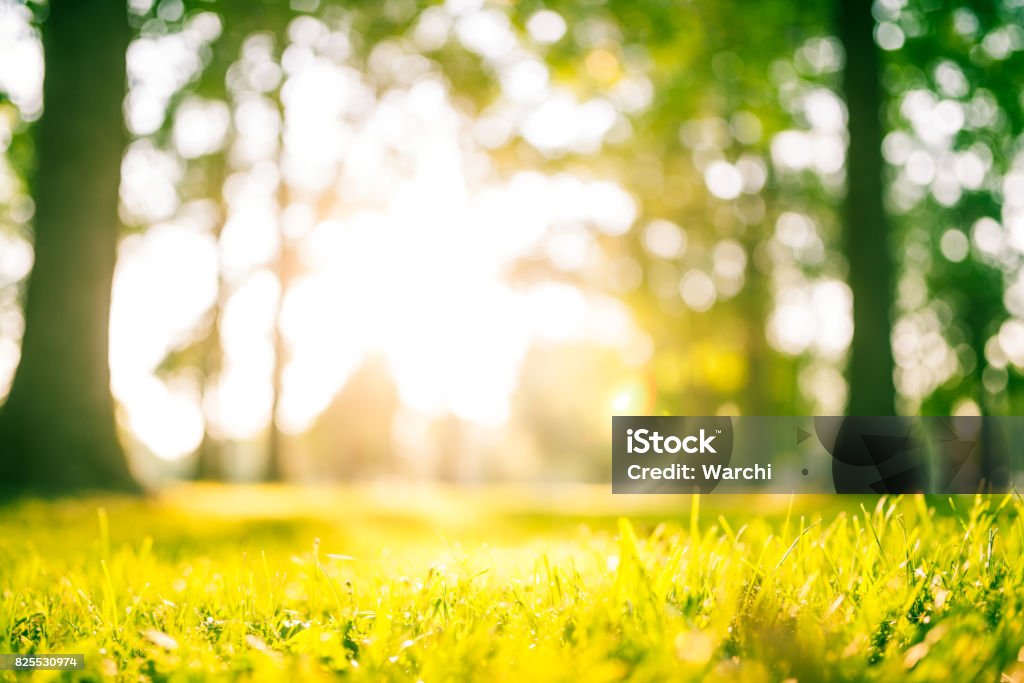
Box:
[1,486,1023,681]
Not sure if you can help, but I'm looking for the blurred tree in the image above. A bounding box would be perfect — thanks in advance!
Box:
[511,344,632,480]
[191,149,229,482]
[307,355,399,479]
[837,0,897,416]
[886,0,1024,482]
[150,1,297,482]
[151,1,427,481]
[0,0,138,492]
[267,72,294,484]
[509,0,827,416]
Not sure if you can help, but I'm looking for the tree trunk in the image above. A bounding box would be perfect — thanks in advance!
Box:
[265,95,291,483]
[192,151,230,482]
[0,0,137,493]
[836,0,897,416]
[265,231,294,482]
[194,433,225,481]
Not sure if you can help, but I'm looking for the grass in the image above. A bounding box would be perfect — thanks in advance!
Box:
[1,486,1023,681]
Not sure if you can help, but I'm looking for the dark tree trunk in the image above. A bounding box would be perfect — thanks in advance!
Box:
[265,99,291,483]
[194,433,224,481]
[837,0,897,416]
[265,184,287,483]
[0,0,137,492]
[192,152,229,482]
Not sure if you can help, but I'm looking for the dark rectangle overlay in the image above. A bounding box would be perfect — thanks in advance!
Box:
[612,416,1023,494]
[0,654,85,671]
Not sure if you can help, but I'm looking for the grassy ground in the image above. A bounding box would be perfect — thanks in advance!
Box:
[1,486,1023,681]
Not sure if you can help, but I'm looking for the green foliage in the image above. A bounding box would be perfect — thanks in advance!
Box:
[1,489,1023,681]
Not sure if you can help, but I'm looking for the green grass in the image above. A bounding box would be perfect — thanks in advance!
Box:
[1,486,1023,681]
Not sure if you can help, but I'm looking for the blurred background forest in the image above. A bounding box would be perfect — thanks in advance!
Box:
[1,0,1023,491]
